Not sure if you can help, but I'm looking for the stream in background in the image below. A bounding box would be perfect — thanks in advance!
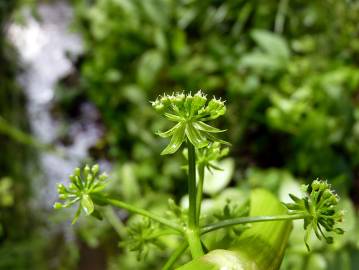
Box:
[8,1,103,208]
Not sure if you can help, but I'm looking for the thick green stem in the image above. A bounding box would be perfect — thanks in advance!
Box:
[162,242,188,270]
[201,213,308,235]
[94,195,183,233]
[186,228,204,259]
[195,164,205,224]
[187,141,204,258]
[187,142,197,228]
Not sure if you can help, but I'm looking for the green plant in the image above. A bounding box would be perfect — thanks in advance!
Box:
[54,92,344,269]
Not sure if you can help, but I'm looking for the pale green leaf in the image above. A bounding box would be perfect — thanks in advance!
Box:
[161,124,186,155]
[157,122,183,138]
[251,30,290,60]
[177,189,293,270]
[81,194,94,216]
[185,124,208,149]
[193,121,225,133]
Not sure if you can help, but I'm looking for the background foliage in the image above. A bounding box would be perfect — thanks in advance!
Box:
[1,0,359,269]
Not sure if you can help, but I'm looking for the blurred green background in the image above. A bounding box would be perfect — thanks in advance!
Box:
[0,0,358,269]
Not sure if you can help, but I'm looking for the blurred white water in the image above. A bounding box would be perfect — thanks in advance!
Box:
[8,1,103,207]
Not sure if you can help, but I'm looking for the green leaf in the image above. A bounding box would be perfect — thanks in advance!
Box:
[81,194,94,216]
[177,189,292,270]
[185,123,208,149]
[72,205,82,225]
[251,30,290,60]
[241,52,283,70]
[137,50,163,89]
[157,122,183,138]
[161,124,186,155]
[193,121,225,133]
[206,133,231,146]
[164,113,183,122]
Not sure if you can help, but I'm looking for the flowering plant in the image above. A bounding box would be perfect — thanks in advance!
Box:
[54,91,344,269]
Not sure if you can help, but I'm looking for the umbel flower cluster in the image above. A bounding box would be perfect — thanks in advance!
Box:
[286,180,344,250]
[53,165,108,224]
[151,91,228,155]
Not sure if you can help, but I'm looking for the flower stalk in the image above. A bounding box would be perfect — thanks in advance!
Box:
[187,141,204,257]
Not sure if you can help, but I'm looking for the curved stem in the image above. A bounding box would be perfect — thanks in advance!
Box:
[187,141,204,258]
[162,242,188,270]
[94,195,183,233]
[201,213,307,235]
[103,207,126,238]
[195,164,205,224]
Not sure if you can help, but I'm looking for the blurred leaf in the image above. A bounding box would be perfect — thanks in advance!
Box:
[251,30,290,60]
[137,50,164,89]
[203,158,234,195]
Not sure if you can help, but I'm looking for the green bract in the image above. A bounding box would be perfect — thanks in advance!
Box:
[53,164,108,224]
[152,91,227,155]
[197,142,229,172]
[285,179,344,250]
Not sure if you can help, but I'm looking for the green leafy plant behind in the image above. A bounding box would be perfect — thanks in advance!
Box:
[54,91,344,269]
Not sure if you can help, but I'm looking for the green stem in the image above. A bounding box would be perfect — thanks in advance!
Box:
[162,242,188,270]
[201,213,308,235]
[195,164,205,224]
[187,142,197,228]
[95,195,183,233]
[103,207,127,238]
[186,228,204,258]
[187,141,204,258]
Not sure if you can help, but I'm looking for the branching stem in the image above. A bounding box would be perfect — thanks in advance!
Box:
[162,242,188,270]
[95,195,183,233]
[201,213,308,235]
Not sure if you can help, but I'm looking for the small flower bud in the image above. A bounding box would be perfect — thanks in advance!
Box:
[329,195,339,205]
[57,183,66,193]
[53,202,63,209]
[311,180,321,191]
[74,167,81,177]
[86,175,93,184]
[161,96,171,107]
[174,93,185,107]
[59,194,68,200]
[91,164,99,175]
[84,165,90,177]
[154,103,165,112]
[99,173,108,182]
[69,183,77,190]
[322,189,332,200]
[69,174,77,183]
[319,181,329,191]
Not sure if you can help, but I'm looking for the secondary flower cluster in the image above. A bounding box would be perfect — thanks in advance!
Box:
[53,164,108,223]
[152,91,227,155]
[197,142,229,172]
[286,180,344,250]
